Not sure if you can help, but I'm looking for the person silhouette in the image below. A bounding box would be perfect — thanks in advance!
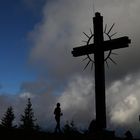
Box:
[54,103,63,133]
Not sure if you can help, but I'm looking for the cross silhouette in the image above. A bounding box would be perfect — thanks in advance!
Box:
[72,12,131,130]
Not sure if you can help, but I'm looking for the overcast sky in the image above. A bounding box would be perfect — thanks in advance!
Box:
[0,0,140,138]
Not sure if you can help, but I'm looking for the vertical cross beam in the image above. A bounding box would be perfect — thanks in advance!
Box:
[94,13,106,130]
[71,12,131,131]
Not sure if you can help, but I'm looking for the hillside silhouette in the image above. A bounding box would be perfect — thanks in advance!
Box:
[0,126,137,140]
[0,98,138,140]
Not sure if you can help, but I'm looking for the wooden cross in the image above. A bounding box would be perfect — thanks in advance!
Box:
[72,12,131,130]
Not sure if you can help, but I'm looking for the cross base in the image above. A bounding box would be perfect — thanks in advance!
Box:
[88,122,115,140]
[93,130,115,140]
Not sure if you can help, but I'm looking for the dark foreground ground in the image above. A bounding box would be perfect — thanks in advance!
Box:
[0,127,138,140]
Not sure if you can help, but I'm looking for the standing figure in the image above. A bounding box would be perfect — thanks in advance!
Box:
[54,103,63,133]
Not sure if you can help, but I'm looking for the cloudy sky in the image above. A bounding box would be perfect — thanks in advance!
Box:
[0,0,140,138]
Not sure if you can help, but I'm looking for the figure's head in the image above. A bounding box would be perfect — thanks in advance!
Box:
[57,102,60,107]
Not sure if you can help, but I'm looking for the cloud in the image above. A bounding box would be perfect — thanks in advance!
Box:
[22,0,46,12]
[17,76,95,130]
[20,80,52,94]
[106,73,140,137]
[0,75,94,131]
[110,94,138,124]
[0,0,138,137]
[19,92,34,99]
[58,76,94,128]
[0,91,57,130]
[29,0,94,81]
[0,73,140,137]
[99,0,140,82]
[0,76,94,130]
[29,0,140,84]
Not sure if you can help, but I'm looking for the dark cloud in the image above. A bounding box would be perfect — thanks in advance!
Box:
[20,80,51,94]
[29,0,140,83]
[1,74,140,137]
[0,0,139,137]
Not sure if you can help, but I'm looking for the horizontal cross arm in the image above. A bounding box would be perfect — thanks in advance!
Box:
[103,36,131,51]
[72,36,131,57]
[72,44,94,57]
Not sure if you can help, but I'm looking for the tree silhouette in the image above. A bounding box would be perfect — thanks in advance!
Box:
[1,106,15,128]
[19,98,39,130]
